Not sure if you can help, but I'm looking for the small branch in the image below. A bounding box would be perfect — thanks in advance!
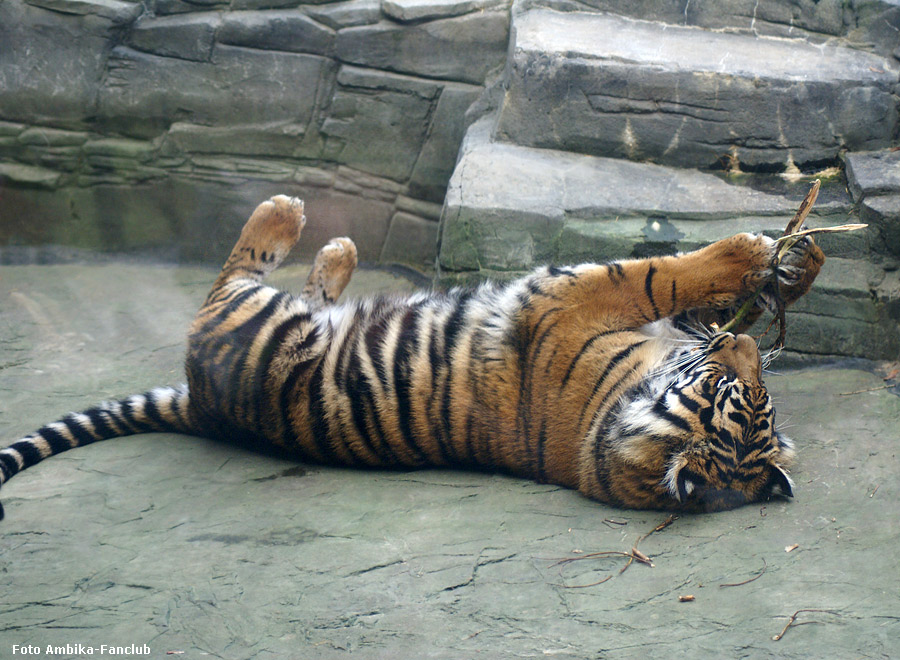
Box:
[719,557,767,588]
[554,515,678,586]
[717,179,865,346]
[563,575,613,589]
[621,514,678,574]
[772,608,841,642]
[838,383,894,396]
[783,179,820,236]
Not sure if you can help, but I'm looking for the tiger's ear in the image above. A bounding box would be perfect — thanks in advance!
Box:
[770,465,794,498]
[664,457,705,504]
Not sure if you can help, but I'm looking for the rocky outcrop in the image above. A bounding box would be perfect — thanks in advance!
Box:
[0,0,898,357]
[0,0,509,267]
[438,2,899,360]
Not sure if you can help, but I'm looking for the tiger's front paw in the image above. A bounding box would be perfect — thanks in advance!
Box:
[767,234,825,307]
[706,233,777,303]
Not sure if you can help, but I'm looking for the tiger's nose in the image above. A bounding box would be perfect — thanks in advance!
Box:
[714,333,762,383]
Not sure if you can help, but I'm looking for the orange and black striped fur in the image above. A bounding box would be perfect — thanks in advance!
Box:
[0,195,825,517]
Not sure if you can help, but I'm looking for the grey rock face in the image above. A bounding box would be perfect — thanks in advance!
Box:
[845,150,900,257]
[439,116,899,359]
[218,10,337,56]
[320,67,442,182]
[336,10,510,84]
[496,10,899,170]
[1,0,899,356]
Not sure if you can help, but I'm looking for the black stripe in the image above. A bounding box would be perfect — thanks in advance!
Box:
[87,407,121,437]
[253,312,314,433]
[607,262,625,284]
[228,292,290,420]
[728,410,748,425]
[578,342,645,429]
[365,314,392,392]
[143,392,168,430]
[119,398,145,433]
[170,389,192,432]
[197,286,260,335]
[0,451,20,480]
[653,400,692,432]
[516,315,561,470]
[670,280,678,315]
[536,421,547,483]
[306,353,338,462]
[12,439,42,470]
[425,303,448,462]
[678,391,702,414]
[345,345,400,465]
[437,292,473,464]
[64,415,99,445]
[562,330,620,387]
[39,426,73,455]
[644,263,660,320]
[330,320,369,466]
[393,307,429,465]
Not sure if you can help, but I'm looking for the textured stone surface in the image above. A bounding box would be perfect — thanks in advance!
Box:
[321,67,441,181]
[440,120,845,273]
[98,46,328,139]
[408,82,483,202]
[0,1,121,126]
[518,0,844,39]
[496,9,899,170]
[383,0,509,22]
[1,262,899,658]
[305,0,382,28]
[0,177,396,263]
[0,0,489,269]
[379,212,440,269]
[335,9,510,84]
[845,149,900,201]
[860,195,900,257]
[218,9,337,55]
[129,13,220,61]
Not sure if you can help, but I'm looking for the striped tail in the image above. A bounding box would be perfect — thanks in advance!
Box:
[0,385,197,520]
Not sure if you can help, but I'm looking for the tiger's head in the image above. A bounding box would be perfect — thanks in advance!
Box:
[602,331,795,513]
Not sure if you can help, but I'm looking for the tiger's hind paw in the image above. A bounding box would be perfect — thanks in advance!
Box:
[302,237,358,305]
[217,195,306,285]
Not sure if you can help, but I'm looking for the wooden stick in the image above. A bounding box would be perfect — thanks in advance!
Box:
[718,179,865,343]
[719,558,767,588]
[772,608,840,641]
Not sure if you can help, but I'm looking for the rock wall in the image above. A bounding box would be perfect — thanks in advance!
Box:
[1,0,899,358]
[0,0,510,268]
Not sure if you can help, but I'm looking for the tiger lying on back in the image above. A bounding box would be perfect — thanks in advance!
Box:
[0,195,825,517]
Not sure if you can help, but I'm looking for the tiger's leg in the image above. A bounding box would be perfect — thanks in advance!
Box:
[300,237,358,306]
[211,195,306,291]
[541,233,823,331]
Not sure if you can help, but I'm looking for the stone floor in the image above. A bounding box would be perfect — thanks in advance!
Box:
[0,261,898,659]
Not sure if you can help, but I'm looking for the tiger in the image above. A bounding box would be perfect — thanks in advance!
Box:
[0,194,825,517]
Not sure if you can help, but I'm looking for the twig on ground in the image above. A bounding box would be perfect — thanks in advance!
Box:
[772,609,841,642]
[719,557,767,588]
[555,515,678,587]
[838,384,894,396]
[620,514,678,574]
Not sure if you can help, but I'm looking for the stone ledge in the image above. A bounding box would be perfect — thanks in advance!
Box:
[496,9,899,170]
[382,0,509,22]
[440,122,850,272]
[845,150,900,202]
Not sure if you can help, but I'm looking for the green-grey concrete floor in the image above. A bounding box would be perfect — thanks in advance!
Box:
[0,261,898,659]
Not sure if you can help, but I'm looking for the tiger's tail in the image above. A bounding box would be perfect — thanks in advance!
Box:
[0,384,197,520]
